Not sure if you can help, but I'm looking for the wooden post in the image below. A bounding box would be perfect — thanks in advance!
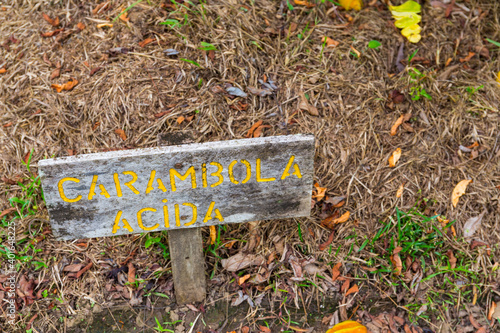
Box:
[158,132,206,304]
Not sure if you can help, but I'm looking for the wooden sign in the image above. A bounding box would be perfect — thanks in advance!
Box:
[39,135,315,241]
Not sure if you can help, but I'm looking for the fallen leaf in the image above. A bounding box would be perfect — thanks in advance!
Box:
[294,0,316,7]
[241,327,250,333]
[259,325,271,333]
[253,124,270,138]
[63,263,84,272]
[209,225,216,245]
[324,196,346,207]
[40,28,64,37]
[76,262,93,278]
[127,262,136,285]
[345,284,359,296]
[388,148,402,167]
[42,13,60,27]
[459,52,475,63]
[331,262,342,281]
[313,183,327,201]
[391,253,402,275]
[322,211,350,228]
[339,0,363,10]
[51,78,78,92]
[0,207,16,218]
[221,252,265,272]
[76,22,86,30]
[390,115,404,136]
[138,38,155,48]
[469,315,481,329]
[0,67,6,74]
[92,2,110,15]
[176,116,185,124]
[114,129,127,141]
[322,36,339,48]
[248,87,273,97]
[488,301,497,320]
[246,120,263,138]
[226,86,248,98]
[389,90,405,104]
[97,23,113,28]
[298,92,319,116]
[470,240,488,250]
[90,67,102,76]
[463,210,486,238]
[451,179,472,207]
[341,279,350,293]
[350,46,361,58]
[319,231,335,251]
[497,71,500,86]
[446,250,457,269]
[119,10,129,22]
[50,67,60,80]
[396,183,404,198]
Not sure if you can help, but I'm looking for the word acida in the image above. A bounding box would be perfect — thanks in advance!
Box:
[56,156,302,203]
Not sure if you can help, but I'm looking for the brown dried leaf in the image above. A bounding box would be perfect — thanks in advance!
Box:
[259,325,271,333]
[391,253,402,275]
[331,262,342,281]
[246,120,263,138]
[50,67,60,80]
[92,2,110,15]
[345,284,359,296]
[389,90,405,104]
[42,13,60,27]
[90,67,102,76]
[313,182,327,201]
[298,92,319,116]
[138,38,155,48]
[0,207,16,218]
[324,196,346,207]
[176,116,185,124]
[114,129,127,141]
[388,148,402,167]
[396,183,404,198]
[76,22,86,30]
[63,263,84,272]
[463,210,486,238]
[51,78,78,92]
[322,36,339,48]
[390,115,404,136]
[319,231,335,251]
[41,28,64,38]
[451,179,472,207]
[221,252,265,272]
[446,250,457,269]
[127,262,136,285]
[248,86,273,97]
[459,52,475,63]
[76,262,93,278]
[341,279,350,293]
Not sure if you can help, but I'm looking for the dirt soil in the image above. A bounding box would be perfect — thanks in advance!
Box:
[1,0,499,332]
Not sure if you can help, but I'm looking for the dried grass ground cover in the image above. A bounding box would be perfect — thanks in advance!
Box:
[1,0,500,332]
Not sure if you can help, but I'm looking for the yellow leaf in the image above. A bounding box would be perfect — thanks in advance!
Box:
[390,1,422,43]
[406,33,421,43]
[326,320,367,333]
[496,71,500,86]
[338,0,363,11]
[388,148,401,167]
[451,179,472,208]
[209,225,216,244]
[396,183,404,198]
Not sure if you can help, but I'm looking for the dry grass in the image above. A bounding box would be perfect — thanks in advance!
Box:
[1,0,500,332]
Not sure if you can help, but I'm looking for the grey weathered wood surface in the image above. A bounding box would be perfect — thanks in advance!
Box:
[159,132,206,304]
[39,134,315,240]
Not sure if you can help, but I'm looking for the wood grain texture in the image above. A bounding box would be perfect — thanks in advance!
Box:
[39,135,314,240]
[159,131,206,304]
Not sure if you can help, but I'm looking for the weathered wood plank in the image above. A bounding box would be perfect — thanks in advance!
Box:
[159,131,206,304]
[39,135,315,240]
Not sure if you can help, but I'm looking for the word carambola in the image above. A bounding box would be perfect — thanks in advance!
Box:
[56,156,302,234]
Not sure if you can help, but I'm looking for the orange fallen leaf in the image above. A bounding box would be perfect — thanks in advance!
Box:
[51,78,78,92]
[445,57,453,67]
[76,22,86,30]
[246,120,263,138]
[40,28,64,38]
[97,23,113,28]
[446,250,457,269]
[345,284,359,296]
[488,301,497,320]
[0,68,6,74]
[238,274,251,285]
[459,52,475,63]
[253,124,271,138]
[42,13,60,27]
[396,182,404,198]
[451,179,472,207]
[138,38,155,48]
[390,114,404,136]
[339,0,363,10]
[350,45,361,58]
[323,211,350,227]
[294,0,316,7]
[119,10,129,22]
[322,36,339,48]
[209,225,216,245]
[341,279,350,293]
[259,326,271,333]
[331,262,342,281]
[92,2,110,15]
[319,230,335,251]
[176,116,185,124]
[388,148,401,167]
[313,182,327,201]
[127,262,136,285]
[114,129,127,141]
[391,253,402,275]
